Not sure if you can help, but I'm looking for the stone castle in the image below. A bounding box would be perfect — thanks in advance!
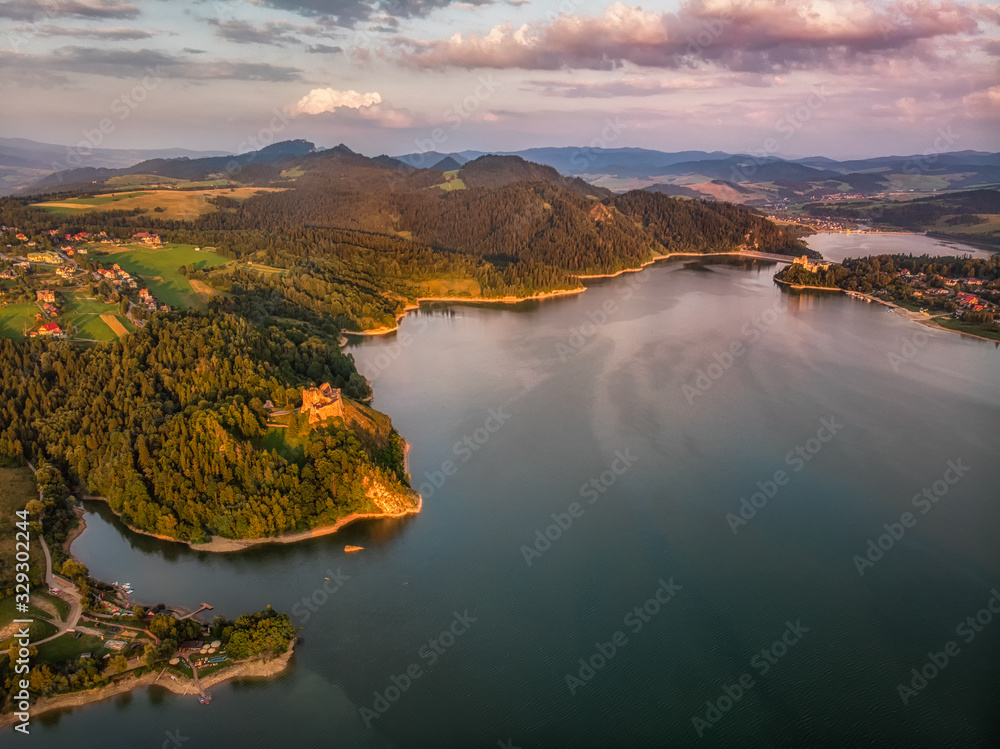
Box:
[301,383,344,424]
[793,255,831,273]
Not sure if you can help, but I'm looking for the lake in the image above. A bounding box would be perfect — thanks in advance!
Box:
[24,236,1000,747]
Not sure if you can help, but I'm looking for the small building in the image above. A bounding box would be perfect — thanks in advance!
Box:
[37,289,56,303]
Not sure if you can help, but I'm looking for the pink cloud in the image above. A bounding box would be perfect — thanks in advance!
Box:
[393,0,993,73]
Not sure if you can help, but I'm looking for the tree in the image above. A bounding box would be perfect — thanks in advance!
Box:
[109,654,129,675]
[60,559,88,582]
[149,612,177,641]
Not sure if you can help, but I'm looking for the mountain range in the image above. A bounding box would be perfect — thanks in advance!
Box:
[8,135,1000,208]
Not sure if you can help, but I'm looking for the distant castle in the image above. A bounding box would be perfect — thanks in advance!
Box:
[301,383,344,424]
[793,255,831,274]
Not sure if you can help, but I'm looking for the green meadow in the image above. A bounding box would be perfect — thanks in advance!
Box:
[96,243,230,309]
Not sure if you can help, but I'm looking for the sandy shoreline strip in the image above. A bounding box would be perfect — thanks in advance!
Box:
[776,278,1000,344]
[345,251,798,337]
[344,288,588,337]
[78,492,422,553]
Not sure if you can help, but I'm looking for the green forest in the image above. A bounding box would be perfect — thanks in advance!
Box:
[0,312,413,542]
[0,148,808,544]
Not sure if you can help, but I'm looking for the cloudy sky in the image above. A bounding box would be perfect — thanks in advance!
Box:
[2,0,998,159]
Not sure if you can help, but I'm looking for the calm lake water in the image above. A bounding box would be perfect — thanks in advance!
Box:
[22,237,1000,748]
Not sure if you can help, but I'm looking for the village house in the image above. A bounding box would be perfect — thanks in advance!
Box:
[132,232,162,246]
[27,250,62,264]
[33,322,62,337]
[36,289,56,303]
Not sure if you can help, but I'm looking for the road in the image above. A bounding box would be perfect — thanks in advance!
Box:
[25,460,86,645]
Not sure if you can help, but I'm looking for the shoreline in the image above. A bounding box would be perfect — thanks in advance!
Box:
[0,640,296,729]
[78,491,422,553]
[345,251,798,336]
[74,440,420,554]
[775,278,1000,344]
[343,288,588,337]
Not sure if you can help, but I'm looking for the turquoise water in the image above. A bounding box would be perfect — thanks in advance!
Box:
[25,248,1000,747]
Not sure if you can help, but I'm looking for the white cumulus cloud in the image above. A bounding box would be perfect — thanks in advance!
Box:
[292,88,382,115]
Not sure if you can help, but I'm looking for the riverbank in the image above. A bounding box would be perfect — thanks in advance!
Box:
[62,506,86,555]
[0,640,296,729]
[348,251,798,336]
[776,278,1000,343]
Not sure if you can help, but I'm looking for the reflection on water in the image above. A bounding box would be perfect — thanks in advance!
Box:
[40,253,1000,749]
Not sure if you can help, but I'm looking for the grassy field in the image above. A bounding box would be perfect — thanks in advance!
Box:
[32,187,283,221]
[0,597,58,645]
[0,465,45,596]
[259,425,309,463]
[414,278,482,297]
[930,213,1000,235]
[61,291,123,341]
[33,591,70,622]
[935,316,1000,341]
[0,302,38,339]
[96,243,230,309]
[435,172,467,191]
[36,632,107,665]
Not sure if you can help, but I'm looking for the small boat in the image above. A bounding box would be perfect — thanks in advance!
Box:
[344,545,364,553]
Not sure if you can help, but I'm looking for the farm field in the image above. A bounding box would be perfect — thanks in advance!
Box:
[31,187,283,221]
[95,243,230,309]
[61,291,125,341]
[0,302,38,339]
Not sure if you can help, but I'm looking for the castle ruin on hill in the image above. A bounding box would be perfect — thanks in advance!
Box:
[301,383,344,424]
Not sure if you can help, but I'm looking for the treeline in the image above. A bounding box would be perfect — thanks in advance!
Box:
[613,191,806,255]
[0,312,411,542]
[209,606,295,660]
[776,253,1000,300]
